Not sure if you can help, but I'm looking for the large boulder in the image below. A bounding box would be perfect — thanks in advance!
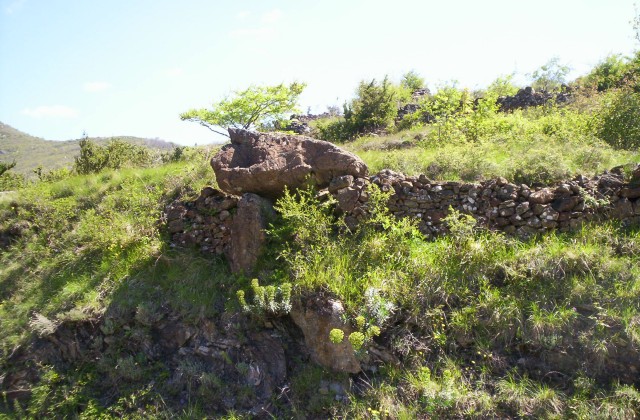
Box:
[211,128,368,198]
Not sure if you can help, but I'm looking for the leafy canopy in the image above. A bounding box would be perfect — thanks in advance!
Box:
[529,57,570,92]
[180,82,306,137]
[344,76,398,135]
[0,160,16,177]
[401,70,426,91]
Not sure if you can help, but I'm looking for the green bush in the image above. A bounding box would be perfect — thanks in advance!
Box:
[598,87,640,149]
[0,160,25,190]
[582,54,630,92]
[0,171,25,191]
[74,138,154,174]
[401,70,426,91]
[343,76,399,137]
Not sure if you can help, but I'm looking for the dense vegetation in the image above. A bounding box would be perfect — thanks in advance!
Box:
[0,122,176,177]
[1,52,640,418]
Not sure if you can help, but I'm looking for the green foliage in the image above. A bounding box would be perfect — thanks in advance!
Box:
[0,161,25,191]
[529,57,570,92]
[180,82,306,136]
[582,54,630,91]
[400,70,425,91]
[485,74,519,97]
[598,86,640,149]
[33,165,73,182]
[329,328,344,344]
[342,76,399,137]
[236,278,292,318]
[74,138,154,174]
[0,160,16,177]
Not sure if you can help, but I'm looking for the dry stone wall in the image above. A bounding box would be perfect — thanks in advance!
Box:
[165,165,640,255]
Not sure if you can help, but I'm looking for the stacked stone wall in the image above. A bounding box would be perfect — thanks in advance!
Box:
[166,166,640,255]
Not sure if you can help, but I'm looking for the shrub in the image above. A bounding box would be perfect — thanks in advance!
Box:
[401,70,426,91]
[598,87,640,149]
[74,138,153,174]
[581,54,629,92]
[485,74,520,97]
[343,76,398,136]
[0,161,25,191]
[529,57,570,92]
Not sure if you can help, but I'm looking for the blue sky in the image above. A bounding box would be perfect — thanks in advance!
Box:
[0,0,638,145]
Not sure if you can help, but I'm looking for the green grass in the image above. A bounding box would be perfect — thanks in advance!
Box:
[2,77,640,417]
[0,121,178,176]
[0,159,218,354]
[341,99,640,183]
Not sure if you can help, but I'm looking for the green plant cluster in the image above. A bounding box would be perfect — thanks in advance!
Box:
[329,315,381,352]
[74,138,155,174]
[236,278,292,318]
[316,74,414,141]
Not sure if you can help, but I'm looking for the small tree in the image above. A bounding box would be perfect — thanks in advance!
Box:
[180,82,306,137]
[401,70,426,91]
[529,57,570,92]
[344,76,398,135]
[485,74,519,98]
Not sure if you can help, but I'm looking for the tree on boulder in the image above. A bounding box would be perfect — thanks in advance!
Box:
[180,82,306,137]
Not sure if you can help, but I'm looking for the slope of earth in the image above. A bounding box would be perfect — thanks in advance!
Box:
[0,122,178,175]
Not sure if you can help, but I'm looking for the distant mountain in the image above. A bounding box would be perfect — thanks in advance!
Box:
[0,122,178,175]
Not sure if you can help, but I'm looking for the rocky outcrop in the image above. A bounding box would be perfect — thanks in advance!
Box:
[497,86,572,112]
[226,193,276,274]
[211,128,368,199]
[290,295,361,374]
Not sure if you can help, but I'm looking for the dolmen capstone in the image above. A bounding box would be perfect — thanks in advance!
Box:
[211,128,368,198]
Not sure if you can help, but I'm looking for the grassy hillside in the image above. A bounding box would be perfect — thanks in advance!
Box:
[0,122,178,175]
[1,57,640,418]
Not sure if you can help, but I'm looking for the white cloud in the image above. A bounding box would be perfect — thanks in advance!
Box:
[165,67,183,77]
[22,105,78,118]
[261,9,282,24]
[83,81,111,92]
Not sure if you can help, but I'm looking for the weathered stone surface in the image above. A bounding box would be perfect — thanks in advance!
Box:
[329,175,354,193]
[336,187,360,213]
[612,198,634,219]
[551,196,581,212]
[598,173,625,189]
[620,187,640,199]
[529,188,554,204]
[246,331,287,400]
[290,295,361,374]
[632,165,640,183]
[211,128,368,198]
[226,193,276,274]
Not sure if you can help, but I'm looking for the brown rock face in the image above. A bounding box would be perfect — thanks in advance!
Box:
[290,295,361,374]
[529,188,554,204]
[225,193,276,274]
[211,128,368,198]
